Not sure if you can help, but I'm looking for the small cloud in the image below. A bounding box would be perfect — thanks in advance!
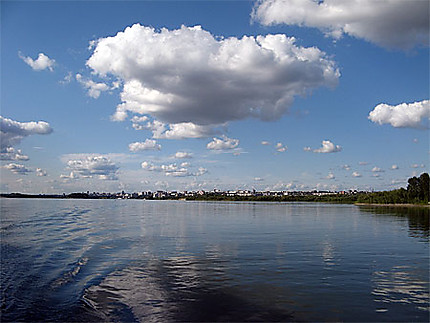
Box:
[61,155,119,180]
[341,165,351,171]
[313,140,342,153]
[134,120,216,140]
[19,52,55,71]
[3,163,32,175]
[372,167,384,173]
[411,163,425,168]
[275,142,287,152]
[254,177,264,181]
[174,151,192,159]
[0,147,29,161]
[60,72,73,84]
[128,139,161,152]
[352,171,362,178]
[131,116,149,124]
[326,172,335,180]
[368,100,430,129]
[261,141,270,145]
[207,135,239,150]
[142,161,206,177]
[303,146,312,152]
[76,73,110,99]
[359,161,368,166]
[413,138,419,143]
[36,168,47,177]
[391,165,399,170]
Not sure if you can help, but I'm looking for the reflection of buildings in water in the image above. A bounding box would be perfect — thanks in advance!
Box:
[322,241,336,266]
[372,265,429,312]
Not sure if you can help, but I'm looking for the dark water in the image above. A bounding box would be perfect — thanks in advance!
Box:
[1,199,429,322]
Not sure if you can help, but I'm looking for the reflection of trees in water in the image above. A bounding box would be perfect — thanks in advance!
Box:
[358,206,429,240]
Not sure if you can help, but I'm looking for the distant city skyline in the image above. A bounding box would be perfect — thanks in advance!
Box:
[1,0,429,194]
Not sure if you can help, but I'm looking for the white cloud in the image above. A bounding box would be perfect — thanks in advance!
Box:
[341,165,351,171]
[368,100,430,129]
[372,166,384,173]
[411,163,425,169]
[61,155,119,180]
[413,138,419,143]
[128,139,161,152]
[154,123,216,139]
[0,147,29,161]
[141,161,207,177]
[3,163,32,175]
[87,24,339,132]
[352,171,362,178]
[19,52,55,71]
[207,136,239,150]
[131,116,149,124]
[275,142,287,152]
[0,116,53,149]
[261,141,270,145]
[326,172,335,180]
[36,168,47,177]
[391,165,399,170]
[194,167,208,177]
[76,73,110,99]
[303,146,312,152]
[60,72,73,84]
[60,172,79,180]
[252,0,429,49]
[174,151,193,159]
[132,119,217,140]
[313,140,342,153]
[358,161,368,166]
[254,177,264,181]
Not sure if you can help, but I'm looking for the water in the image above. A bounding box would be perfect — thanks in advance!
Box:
[1,199,429,322]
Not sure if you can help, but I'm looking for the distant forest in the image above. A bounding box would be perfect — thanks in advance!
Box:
[355,172,429,205]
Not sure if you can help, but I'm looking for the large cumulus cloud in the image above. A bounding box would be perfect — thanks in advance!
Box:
[87,24,339,137]
[252,0,429,50]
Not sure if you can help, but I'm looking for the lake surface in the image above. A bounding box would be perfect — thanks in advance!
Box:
[1,199,429,322]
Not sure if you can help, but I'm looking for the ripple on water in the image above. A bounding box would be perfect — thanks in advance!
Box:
[372,265,430,312]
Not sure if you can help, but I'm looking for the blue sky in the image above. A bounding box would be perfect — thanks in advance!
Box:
[1,0,429,194]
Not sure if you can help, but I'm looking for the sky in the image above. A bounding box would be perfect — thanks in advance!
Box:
[1,0,429,194]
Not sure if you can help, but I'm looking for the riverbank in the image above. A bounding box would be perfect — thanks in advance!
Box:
[355,203,430,208]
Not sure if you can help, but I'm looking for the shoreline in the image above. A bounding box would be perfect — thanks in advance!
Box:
[355,203,430,208]
[1,194,429,208]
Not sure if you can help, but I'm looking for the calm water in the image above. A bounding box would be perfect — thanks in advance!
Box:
[1,199,429,322]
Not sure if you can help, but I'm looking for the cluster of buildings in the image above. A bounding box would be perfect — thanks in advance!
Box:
[84,189,361,199]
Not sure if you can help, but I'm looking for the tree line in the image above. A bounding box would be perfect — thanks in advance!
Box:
[356,173,429,205]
